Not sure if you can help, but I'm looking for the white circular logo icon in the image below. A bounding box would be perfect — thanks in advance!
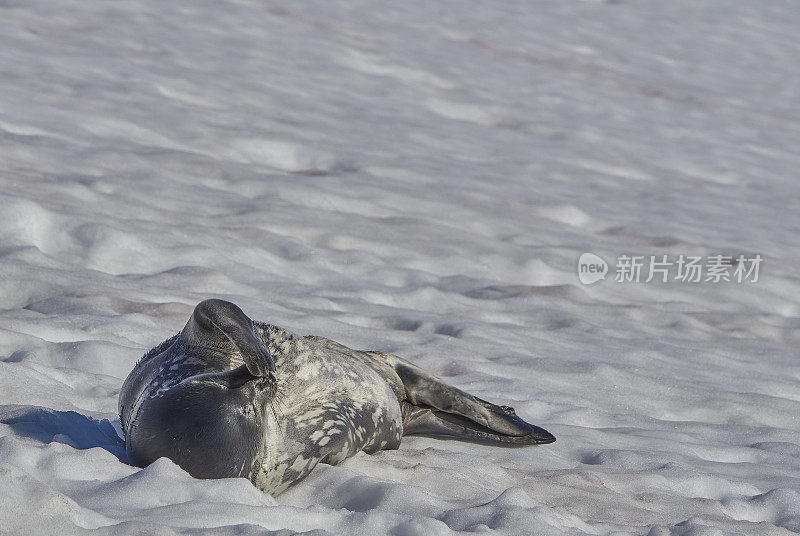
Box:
[578,253,608,285]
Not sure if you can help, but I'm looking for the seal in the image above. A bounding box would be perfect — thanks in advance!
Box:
[119,299,555,495]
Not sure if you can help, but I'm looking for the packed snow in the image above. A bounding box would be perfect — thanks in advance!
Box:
[1,0,800,534]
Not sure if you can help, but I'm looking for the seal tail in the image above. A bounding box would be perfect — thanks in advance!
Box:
[393,360,555,446]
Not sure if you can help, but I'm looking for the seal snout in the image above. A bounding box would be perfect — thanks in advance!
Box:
[246,342,276,378]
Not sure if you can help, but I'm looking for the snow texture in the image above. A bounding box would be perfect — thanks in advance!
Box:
[1,0,800,534]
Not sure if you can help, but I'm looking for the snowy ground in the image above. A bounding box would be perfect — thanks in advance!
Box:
[1,0,800,534]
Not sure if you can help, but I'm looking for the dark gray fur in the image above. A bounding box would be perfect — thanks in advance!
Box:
[119,299,555,495]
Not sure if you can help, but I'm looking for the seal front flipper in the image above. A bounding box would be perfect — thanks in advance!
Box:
[183,299,275,379]
[394,361,555,446]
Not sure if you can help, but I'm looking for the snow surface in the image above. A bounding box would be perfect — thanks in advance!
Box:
[1,0,800,534]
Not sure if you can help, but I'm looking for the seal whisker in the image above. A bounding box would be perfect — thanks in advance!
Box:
[270,399,282,434]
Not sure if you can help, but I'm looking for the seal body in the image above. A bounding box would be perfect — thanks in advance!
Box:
[251,327,405,493]
[119,300,555,495]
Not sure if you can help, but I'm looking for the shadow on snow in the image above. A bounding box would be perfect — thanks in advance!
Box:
[0,405,127,463]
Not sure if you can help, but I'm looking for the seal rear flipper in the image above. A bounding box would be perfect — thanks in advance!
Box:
[395,362,555,445]
[402,402,555,446]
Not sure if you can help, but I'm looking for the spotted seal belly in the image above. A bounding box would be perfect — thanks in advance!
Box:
[119,299,555,495]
